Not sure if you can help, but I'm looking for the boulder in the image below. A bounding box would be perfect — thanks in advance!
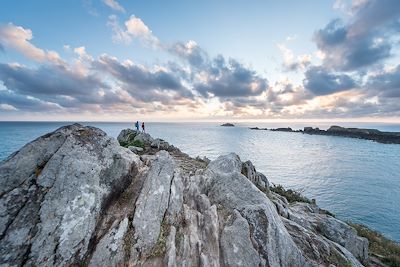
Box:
[128,145,144,153]
[133,132,154,145]
[204,154,306,266]
[241,160,269,191]
[288,202,369,263]
[117,128,138,146]
[150,138,170,150]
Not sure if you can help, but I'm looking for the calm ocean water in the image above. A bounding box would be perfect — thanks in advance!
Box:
[1,121,400,242]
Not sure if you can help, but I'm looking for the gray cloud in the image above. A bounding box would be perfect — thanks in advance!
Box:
[195,58,268,98]
[303,66,357,95]
[0,62,131,112]
[169,41,268,99]
[0,89,62,111]
[0,63,107,97]
[92,54,194,103]
[168,41,208,68]
[313,0,400,71]
[367,65,400,98]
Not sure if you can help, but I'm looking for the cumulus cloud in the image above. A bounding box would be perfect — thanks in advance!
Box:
[169,40,208,68]
[102,0,125,12]
[0,62,130,113]
[194,57,268,98]
[92,54,194,104]
[0,103,17,111]
[277,44,312,71]
[167,41,268,99]
[107,15,160,47]
[2,17,400,119]
[0,89,63,112]
[0,23,64,65]
[313,0,400,71]
[366,64,400,98]
[303,66,357,95]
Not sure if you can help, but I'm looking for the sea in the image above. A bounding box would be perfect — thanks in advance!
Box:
[1,121,399,242]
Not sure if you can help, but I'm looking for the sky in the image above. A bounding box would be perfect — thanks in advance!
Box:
[0,0,399,122]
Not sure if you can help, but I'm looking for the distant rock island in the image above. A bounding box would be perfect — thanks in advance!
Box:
[251,125,400,144]
[221,122,235,126]
[1,124,399,266]
[249,127,268,130]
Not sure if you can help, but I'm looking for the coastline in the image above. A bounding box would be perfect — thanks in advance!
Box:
[250,125,400,144]
[0,124,399,266]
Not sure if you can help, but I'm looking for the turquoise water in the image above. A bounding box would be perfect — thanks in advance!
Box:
[1,121,400,242]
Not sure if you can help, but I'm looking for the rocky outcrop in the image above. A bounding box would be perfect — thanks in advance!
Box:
[0,124,141,266]
[0,125,373,266]
[117,128,139,146]
[253,125,400,144]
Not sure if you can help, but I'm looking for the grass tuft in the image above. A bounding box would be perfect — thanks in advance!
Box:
[270,184,311,204]
[349,222,400,267]
[149,219,170,258]
[120,139,145,149]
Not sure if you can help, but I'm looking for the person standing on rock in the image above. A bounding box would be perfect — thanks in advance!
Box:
[142,122,145,133]
[135,121,139,131]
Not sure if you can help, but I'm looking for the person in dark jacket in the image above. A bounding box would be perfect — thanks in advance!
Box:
[141,122,145,133]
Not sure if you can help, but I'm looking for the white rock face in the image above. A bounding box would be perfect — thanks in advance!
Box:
[0,126,371,267]
[89,218,129,267]
[131,151,177,263]
[0,124,139,266]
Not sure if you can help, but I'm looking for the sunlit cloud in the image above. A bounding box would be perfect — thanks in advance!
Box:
[1,0,400,121]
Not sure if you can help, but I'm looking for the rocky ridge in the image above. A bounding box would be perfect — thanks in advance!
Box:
[255,125,400,144]
[0,124,378,266]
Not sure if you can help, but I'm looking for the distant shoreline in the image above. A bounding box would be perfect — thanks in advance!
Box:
[250,125,400,144]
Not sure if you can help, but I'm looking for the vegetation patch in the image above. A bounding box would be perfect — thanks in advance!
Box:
[328,249,352,267]
[120,139,145,149]
[319,208,336,217]
[349,222,400,267]
[150,219,170,258]
[78,129,93,138]
[270,184,311,204]
[35,165,44,177]
[131,140,145,149]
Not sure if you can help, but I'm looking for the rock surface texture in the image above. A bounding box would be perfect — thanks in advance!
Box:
[0,125,374,266]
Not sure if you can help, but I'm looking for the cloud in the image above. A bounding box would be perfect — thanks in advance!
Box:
[2,19,399,119]
[168,41,269,99]
[303,66,357,95]
[107,15,160,47]
[102,0,125,12]
[0,103,17,111]
[194,57,268,98]
[313,0,400,71]
[0,89,63,112]
[0,63,106,97]
[0,23,64,65]
[367,64,400,98]
[82,0,99,16]
[0,62,130,112]
[277,44,311,71]
[169,40,208,68]
[92,54,194,103]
